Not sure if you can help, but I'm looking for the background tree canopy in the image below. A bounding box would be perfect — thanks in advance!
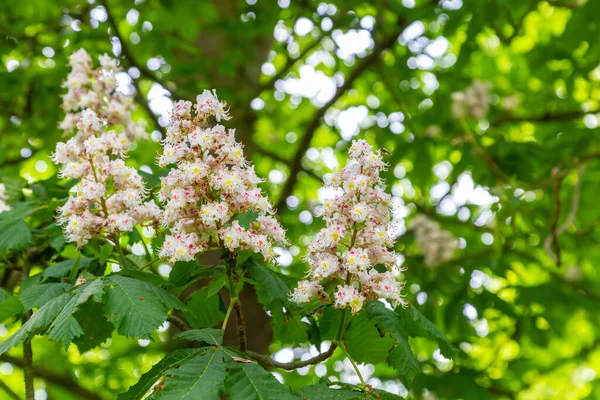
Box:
[1,0,600,399]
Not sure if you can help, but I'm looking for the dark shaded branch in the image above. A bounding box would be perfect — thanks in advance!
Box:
[133,81,167,136]
[233,300,247,352]
[494,108,599,125]
[254,35,324,96]
[101,0,188,101]
[249,144,322,181]
[246,343,338,371]
[275,19,410,211]
[169,314,192,332]
[544,169,563,266]
[0,356,102,400]
[0,380,21,400]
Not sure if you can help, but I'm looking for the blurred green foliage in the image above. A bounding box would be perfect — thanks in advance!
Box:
[2,0,600,399]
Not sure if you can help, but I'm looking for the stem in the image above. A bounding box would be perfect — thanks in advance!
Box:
[113,238,128,268]
[221,297,236,330]
[233,300,247,352]
[21,263,34,400]
[137,227,152,261]
[223,251,248,351]
[336,340,366,387]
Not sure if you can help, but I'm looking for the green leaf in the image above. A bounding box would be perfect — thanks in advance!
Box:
[0,217,32,252]
[175,328,224,345]
[387,338,421,387]
[0,293,23,322]
[224,361,296,400]
[366,302,422,386]
[0,293,70,355]
[345,311,395,364]
[73,300,114,352]
[47,279,105,346]
[20,282,71,310]
[151,347,226,400]
[118,348,205,400]
[248,261,289,307]
[42,258,93,281]
[272,309,308,345]
[103,275,186,339]
[396,305,456,359]
[368,302,455,359]
[319,306,343,341]
[168,261,215,288]
[297,383,363,399]
[184,287,225,329]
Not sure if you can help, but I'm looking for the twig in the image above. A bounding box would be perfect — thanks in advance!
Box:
[246,344,338,371]
[254,35,325,96]
[133,81,167,136]
[460,119,508,184]
[101,0,188,101]
[275,18,411,211]
[494,108,599,125]
[168,314,192,332]
[0,355,102,400]
[0,380,21,400]
[233,300,247,352]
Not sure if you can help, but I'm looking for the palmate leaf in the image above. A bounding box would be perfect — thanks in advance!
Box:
[297,383,404,400]
[42,258,93,281]
[150,347,227,400]
[175,328,224,345]
[184,287,225,329]
[366,302,421,386]
[72,300,114,352]
[0,288,23,322]
[118,348,205,400]
[247,261,290,307]
[345,311,395,364]
[20,282,72,310]
[368,302,456,358]
[387,338,421,386]
[224,361,297,400]
[0,203,33,252]
[0,293,70,355]
[396,305,456,359]
[47,279,104,346]
[103,275,187,339]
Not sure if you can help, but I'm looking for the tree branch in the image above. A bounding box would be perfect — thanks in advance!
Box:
[0,355,102,400]
[494,108,599,125]
[275,19,410,211]
[101,0,189,102]
[0,379,21,400]
[246,343,338,371]
[254,35,325,96]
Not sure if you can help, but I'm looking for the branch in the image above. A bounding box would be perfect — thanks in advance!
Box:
[254,35,325,96]
[133,80,167,137]
[169,314,192,332]
[0,380,21,400]
[0,356,102,400]
[246,343,338,371]
[101,0,189,101]
[544,168,563,266]
[249,145,322,182]
[494,108,599,125]
[275,19,410,211]
[233,300,247,352]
